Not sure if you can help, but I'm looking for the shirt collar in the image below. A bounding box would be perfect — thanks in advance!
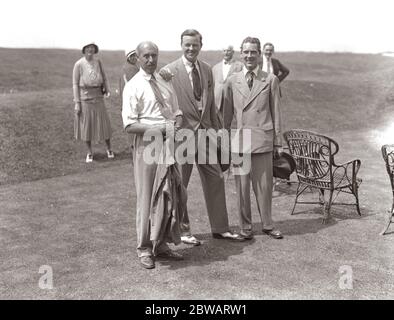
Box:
[223,59,232,65]
[182,55,198,68]
[140,68,158,81]
[243,65,260,77]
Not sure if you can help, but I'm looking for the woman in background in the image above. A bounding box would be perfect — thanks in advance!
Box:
[73,42,114,163]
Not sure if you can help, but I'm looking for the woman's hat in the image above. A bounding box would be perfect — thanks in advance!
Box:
[273,152,296,180]
[82,42,99,54]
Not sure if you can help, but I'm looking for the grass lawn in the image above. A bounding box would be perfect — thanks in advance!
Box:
[0,49,393,299]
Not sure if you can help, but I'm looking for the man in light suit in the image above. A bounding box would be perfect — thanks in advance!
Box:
[160,29,244,245]
[212,45,243,123]
[223,37,283,240]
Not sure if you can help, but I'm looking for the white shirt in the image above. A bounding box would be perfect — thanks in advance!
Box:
[122,68,182,128]
[262,55,273,74]
[222,60,231,80]
[182,55,203,111]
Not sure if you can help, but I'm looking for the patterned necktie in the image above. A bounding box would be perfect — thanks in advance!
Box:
[149,75,170,119]
[246,71,254,90]
[191,63,202,101]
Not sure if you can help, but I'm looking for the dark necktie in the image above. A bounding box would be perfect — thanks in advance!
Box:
[191,63,202,101]
[246,71,254,90]
[149,75,171,119]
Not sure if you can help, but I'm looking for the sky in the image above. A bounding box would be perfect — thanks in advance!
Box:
[1,0,394,53]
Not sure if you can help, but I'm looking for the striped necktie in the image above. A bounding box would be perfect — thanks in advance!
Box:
[191,63,202,101]
[246,71,254,90]
[149,75,171,119]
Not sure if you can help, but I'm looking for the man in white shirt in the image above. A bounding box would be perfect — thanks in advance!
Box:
[122,41,184,269]
[212,45,243,124]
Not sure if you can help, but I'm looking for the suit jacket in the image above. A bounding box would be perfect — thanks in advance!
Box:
[163,57,219,132]
[223,68,282,154]
[262,57,290,83]
[212,60,243,110]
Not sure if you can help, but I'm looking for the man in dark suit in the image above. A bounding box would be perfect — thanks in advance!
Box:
[223,37,284,240]
[260,42,289,84]
[160,29,244,245]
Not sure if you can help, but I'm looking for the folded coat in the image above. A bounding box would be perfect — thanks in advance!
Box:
[150,140,186,254]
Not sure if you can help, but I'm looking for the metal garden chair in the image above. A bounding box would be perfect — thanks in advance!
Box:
[283,129,362,223]
[381,144,394,235]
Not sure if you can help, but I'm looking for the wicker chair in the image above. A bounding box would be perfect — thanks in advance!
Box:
[381,144,394,235]
[283,129,362,222]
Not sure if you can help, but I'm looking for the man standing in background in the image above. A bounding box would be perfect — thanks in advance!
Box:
[260,42,290,86]
[212,45,243,125]
[119,48,139,99]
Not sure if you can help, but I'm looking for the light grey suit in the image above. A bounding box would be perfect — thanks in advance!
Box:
[212,60,243,110]
[163,57,231,235]
[223,68,282,231]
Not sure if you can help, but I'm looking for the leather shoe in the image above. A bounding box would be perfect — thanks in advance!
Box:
[139,256,155,269]
[181,235,201,246]
[239,230,254,240]
[156,250,184,261]
[212,231,245,241]
[263,229,283,239]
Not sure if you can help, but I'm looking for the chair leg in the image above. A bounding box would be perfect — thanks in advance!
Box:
[380,205,394,235]
[353,183,361,216]
[319,189,325,206]
[291,183,301,215]
[322,190,334,224]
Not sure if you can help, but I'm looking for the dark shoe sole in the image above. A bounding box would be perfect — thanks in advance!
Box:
[240,234,254,240]
[212,233,246,241]
[139,257,155,269]
[181,239,201,246]
[140,262,155,269]
[262,230,283,239]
